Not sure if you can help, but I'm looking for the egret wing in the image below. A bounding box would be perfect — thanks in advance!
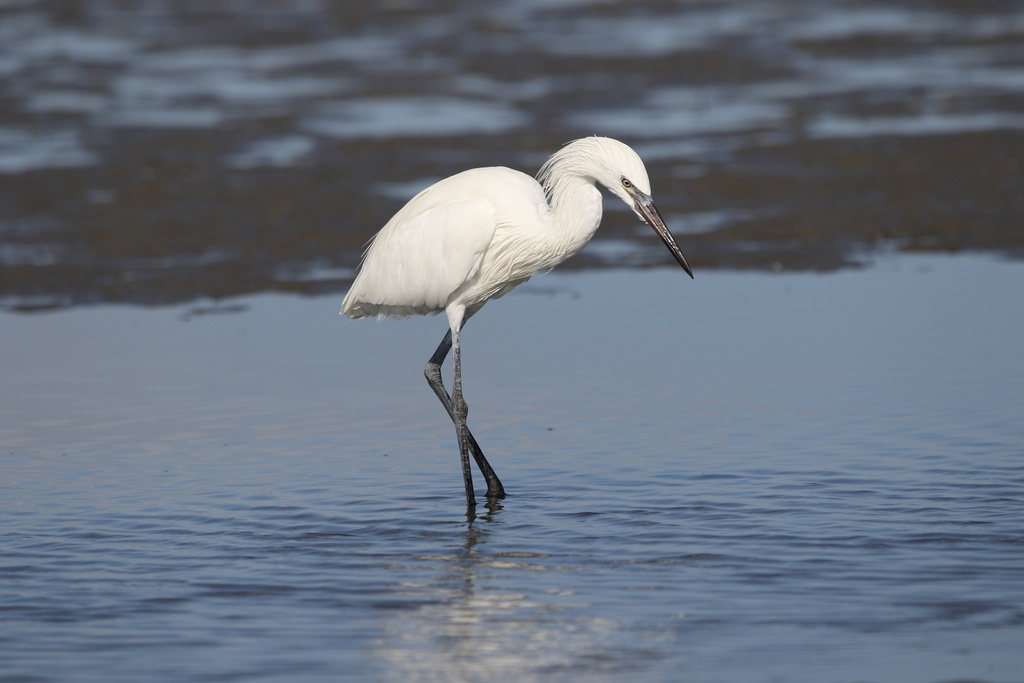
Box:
[342,196,496,319]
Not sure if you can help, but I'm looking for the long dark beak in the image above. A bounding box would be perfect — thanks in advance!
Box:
[630,188,694,278]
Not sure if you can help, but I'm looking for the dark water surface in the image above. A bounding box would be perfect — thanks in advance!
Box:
[3,254,1023,682]
[2,0,1023,310]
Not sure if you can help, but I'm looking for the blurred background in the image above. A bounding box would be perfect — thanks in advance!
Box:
[2,0,1022,312]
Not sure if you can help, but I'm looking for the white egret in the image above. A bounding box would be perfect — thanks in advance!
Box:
[342,136,693,507]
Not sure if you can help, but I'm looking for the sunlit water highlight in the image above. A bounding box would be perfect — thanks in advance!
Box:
[3,254,1022,682]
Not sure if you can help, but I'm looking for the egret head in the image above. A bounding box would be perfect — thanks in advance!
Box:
[544,137,694,278]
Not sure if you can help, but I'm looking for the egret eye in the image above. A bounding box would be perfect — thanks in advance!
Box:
[622,177,632,189]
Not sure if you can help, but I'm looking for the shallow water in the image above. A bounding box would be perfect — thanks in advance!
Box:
[3,253,1022,682]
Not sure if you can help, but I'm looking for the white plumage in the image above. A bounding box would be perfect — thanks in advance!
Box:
[342,137,693,507]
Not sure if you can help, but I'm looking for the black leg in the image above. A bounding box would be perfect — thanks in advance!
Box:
[450,326,475,507]
[424,329,506,501]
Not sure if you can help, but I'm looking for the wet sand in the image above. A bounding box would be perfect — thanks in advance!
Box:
[2,1,1023,310]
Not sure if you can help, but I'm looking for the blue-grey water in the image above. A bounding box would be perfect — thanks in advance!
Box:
[3,253,1022,682]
